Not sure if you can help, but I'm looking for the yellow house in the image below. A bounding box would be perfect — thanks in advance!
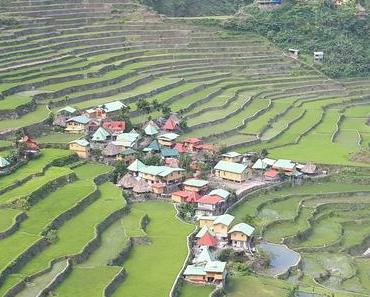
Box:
[157,133,179,147]
[213,214,235,239]
[198,216,216,230]
[65,115,90,134]
[183,179,208,193]
[183,261,226,284]
[138,165,185,185]
[214,160,249,182]
[69,139,90,159]
[228,223,255,249]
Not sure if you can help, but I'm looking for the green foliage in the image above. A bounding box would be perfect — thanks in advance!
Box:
[139,0,252,17]
[143,154,162,166]
[112,161,128,183]
[243,214,255,226]
[177,203,196,220]
[226,0,370,78]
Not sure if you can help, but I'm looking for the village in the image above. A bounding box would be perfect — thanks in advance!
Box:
[0,101,323,291]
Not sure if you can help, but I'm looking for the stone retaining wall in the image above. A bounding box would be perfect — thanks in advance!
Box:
[0,212,27,240]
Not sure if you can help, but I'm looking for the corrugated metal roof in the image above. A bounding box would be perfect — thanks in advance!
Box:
[229,223,255,236]
[214,160,247,174]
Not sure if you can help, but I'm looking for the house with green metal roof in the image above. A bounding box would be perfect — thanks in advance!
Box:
[193,246,214,265]
[127,159,146,175]
[99,101,126,113]
[229,223,255,249]
[158,133,179,147]
[114,132,140,148]
[208,189,231,200]
[252,159,268,170]
[213,214,235,239]
[214,160,249,182]
[221,151,242,163]
[65,115,90,134]
[91,127,111,142]
[144,121,159,136]
[57,106,78,116]
[135,163,185,185]
[183,179,208,193]
[273,159,296,172]
[0,157,10,169]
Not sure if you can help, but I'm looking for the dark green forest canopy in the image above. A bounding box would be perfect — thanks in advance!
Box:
[225,0,370,78]
[138,0,252,16]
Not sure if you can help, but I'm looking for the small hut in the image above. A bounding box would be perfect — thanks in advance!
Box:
[102,142,124,159]
[314,51,324,63]
[133,179,152,194]
[117,173,138,189]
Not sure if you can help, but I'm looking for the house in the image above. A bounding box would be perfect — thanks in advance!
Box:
[208,189,231,201]
[57,106,78,117]
[183,179,208,193]
[314,51,324,63]
[262,158,276,167]
[264,169,280,181]
[69,139,90,159]
[193,246,214,265]
[88,101,126,119]
[127,159,146,176]
[196,225,215,239]
[288,48,299,59]
[117,173,138,189]
[213,214,235,239]
[139,165,185,185]
[144,121,159,136]
[194,144,218,154]
[151,182,166,194]
[197,231,218,248]
[133,179,152,194]
[183,261,226,284]
[183,265,207,283]
[0,157,10,173]
[103,120,126,136]
[171,191,201,203]
[183,138,203,152]
[272,159,296,172]
[221,152,242,163]
[198,216,216,229]
[174,143,187,154]
[160,147,180,159]
[114,132,140,148]
[91,127,111,143]
[117,148,137,165]
[163,115,180,131]
[102,142,124,159]
[301,163,317,175]
[204,261,227,283]
[86,119,100,134]
[65,115,90,134]
[228,223,255,249]
[18,135,39,154]
[165,157,180,168]
[158,133,179,147]
[214,160,249,182]
[196,195,225,217]
[252,159,268,170]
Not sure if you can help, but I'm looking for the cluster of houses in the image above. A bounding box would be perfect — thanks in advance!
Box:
[183,213,255,285]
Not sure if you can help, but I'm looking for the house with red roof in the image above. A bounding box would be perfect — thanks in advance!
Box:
[103,120,126,136]
[196,195,226,216]
[184,138,203,152]
[197,231,218,247]
[163,116,180,131]
[18,135,39,154]
[171,191,201,203]
[264,169,280,181]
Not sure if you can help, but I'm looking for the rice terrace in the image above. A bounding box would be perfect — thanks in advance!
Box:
[0,0,369,297]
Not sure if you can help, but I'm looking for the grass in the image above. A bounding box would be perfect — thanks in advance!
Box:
[112,201,193,297]
[0,105,49,130]
[0,149,72,192]
[0,208,22,232]
[0,166,73,204]
[179,283,214,297]
[36,132,84,144]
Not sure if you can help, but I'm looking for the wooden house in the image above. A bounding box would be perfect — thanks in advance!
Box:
[197,231,218,248]
[264,169,279,181]
[301,163,317,175]
[272,159,296,172]
[87,101,126,119]
[171,191,201,203]
[221,151,242,163]
[183,261,226,284]
[183,179,208,193]
[139,165,185,185]
[228,223,255,249]
[117,148,137,165]
[102,142,124,159]
[208,189,231,201]
[57,106,78,117]
[127,159,146,177]
[198,216,216,229]
[214,161,249,182]
[213,214,235,239]
[69,139,90,159]
[103,120,126,136]
[18,135,39,154]
[183,265,207,283]
[157,133,179,147]
[196,195,225,217]
[183,138,203,152]
[144,121,159,136]
[163,115,180,131]
[65,115,90,134]
[151,182,166,194]
[314,51,324,63]
[114,132,140,148]
[91,127,111,143]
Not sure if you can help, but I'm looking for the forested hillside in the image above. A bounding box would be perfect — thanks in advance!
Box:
[225,0,370,78]
[139,0,252,16]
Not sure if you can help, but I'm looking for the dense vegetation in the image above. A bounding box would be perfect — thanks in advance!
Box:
[139,0,252,16]
[225,0,370,78]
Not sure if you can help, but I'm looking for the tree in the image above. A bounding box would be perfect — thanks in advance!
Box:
[261,148,268,158]
[161,106,172,117]
[119,106,133,132]
[152,99,162,111]
[179,154,192,172]
[112,161,128,183]
[177,203,196,220]
[143,154,162,166]
[179,119,188,130]
[243,214,255,226]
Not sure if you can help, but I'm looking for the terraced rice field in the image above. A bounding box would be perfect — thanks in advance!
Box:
[0,148,193,297]
[228,179,370,296]
[0,0,369,166]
